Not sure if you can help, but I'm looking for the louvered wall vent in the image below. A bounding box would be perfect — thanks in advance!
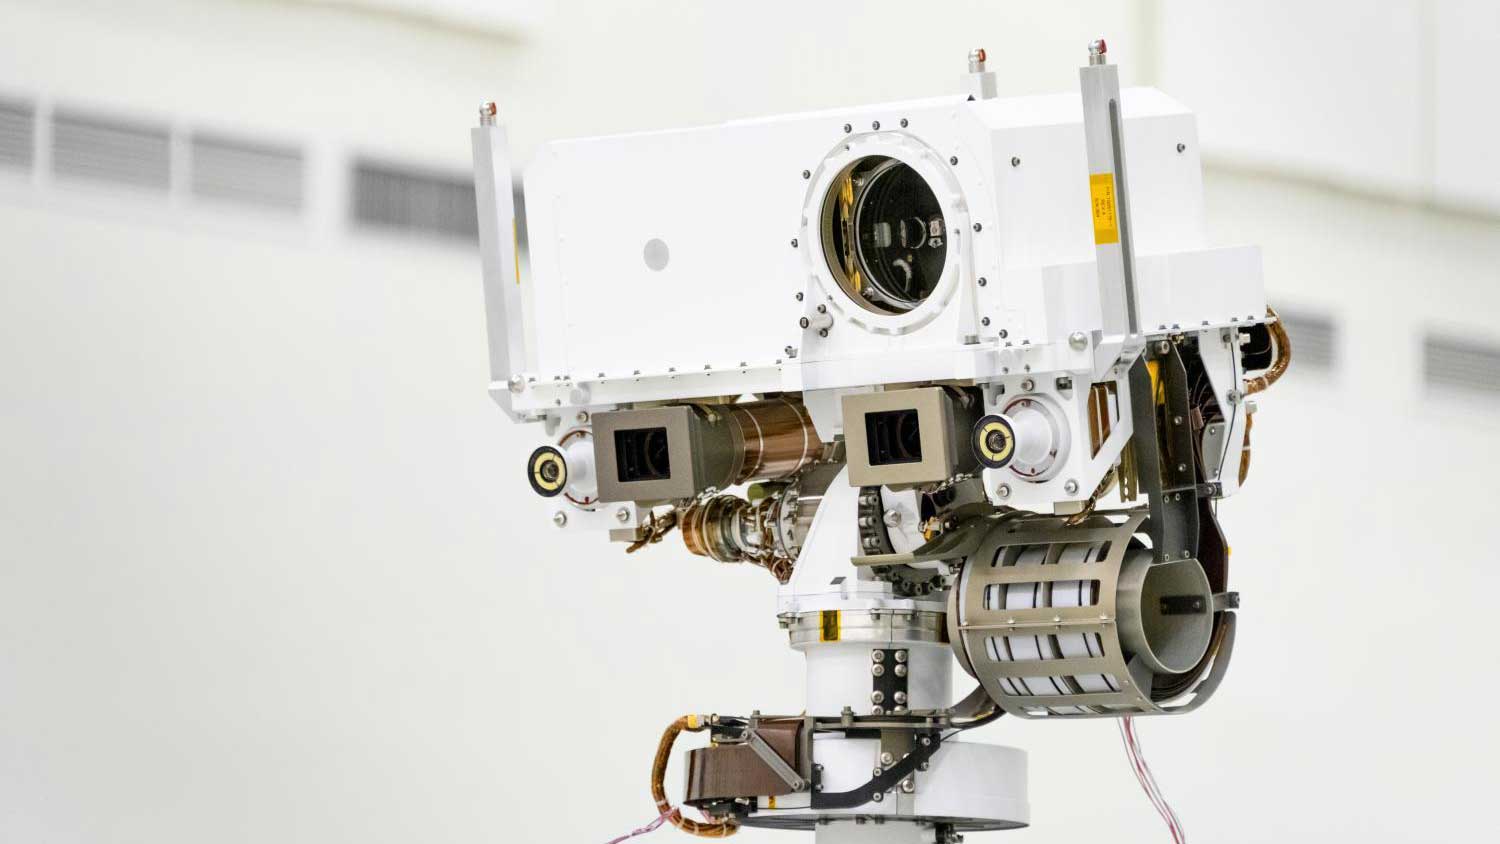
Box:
[350,160,477,240]
[1276,309,1336,371]
[0,97,34,171]
[51,110,170,190]
[1424,334,1500,396]
[191,133,303,211]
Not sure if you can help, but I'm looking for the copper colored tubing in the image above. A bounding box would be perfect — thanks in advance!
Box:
[1244,306,1291,396]
[726,398,818,484]
[651,716,738,838]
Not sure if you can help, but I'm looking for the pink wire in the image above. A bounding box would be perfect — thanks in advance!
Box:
[604,809,676,844]
[1119,716,1185,843]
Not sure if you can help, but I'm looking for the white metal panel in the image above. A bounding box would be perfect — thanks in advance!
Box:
[1160,0,1427,196]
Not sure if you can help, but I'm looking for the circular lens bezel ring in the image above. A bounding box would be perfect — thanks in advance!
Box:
[800,129,976,337]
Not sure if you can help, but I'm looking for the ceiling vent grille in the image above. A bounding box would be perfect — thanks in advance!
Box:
[51,110,170,190]
[0,97,34,171]
[190,133,303,211]
[1424,334,1500,396]
[350,160,477,240]
[1275,308,1336,371]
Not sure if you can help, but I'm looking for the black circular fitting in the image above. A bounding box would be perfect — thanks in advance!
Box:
[527,445,568,497]
[971,415,1016,469]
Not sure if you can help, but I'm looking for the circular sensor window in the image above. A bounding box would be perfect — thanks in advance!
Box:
[820,156,947,314]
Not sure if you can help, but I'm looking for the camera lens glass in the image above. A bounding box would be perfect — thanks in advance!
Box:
[821,156,947,314]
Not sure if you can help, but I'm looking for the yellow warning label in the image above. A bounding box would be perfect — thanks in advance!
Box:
[819,610,841,642]
[1090,173,1119,245]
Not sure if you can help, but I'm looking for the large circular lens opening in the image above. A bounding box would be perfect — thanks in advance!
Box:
[820,156,947,315]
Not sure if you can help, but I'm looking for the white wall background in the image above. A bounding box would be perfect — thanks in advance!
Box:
[2,1,1498,843]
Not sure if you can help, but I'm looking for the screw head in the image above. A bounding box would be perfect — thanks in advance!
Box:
[552,511,567,527]
[1069,330,1088,350]
[894,691,907,704]
[818,328,828,337]
[795,292,804,301]
[900,118,909,128]
[1011,156,1021,167]
[872,120,880,130]
[615,507,631,523]
[871,791,884,803]
[997,483,1011,499]
[1064,479,1080,495]
[871,663,885,677]
[801,169,811,179]
[843,123,852,133]
[880,751,895,765]
[872,650,885,662]
[977,277,987,287]
[1176,142,1186,153]
[981,317,990,327]
[791,238,798,248]
[894,664,907,677]
[799,317,810,329]
[894,649,907,663]
[508,375,526,393]
[900,778,915,794]
[871,691,885,704]
[973,223,983,232]
[1020,377,1035,392]
[949,156,959,165]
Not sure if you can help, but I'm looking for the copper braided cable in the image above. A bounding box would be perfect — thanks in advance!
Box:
[1243,306,1291,396]
[650,716,738,838]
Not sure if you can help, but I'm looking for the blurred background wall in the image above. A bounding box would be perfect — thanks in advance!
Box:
[2,1,1497,842]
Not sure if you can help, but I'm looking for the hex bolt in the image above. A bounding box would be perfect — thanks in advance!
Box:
[615,507,631,523]
[1063,479,1080,495]
[552,511,567,528]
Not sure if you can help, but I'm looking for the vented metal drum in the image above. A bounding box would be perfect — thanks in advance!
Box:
[948,512,1234,718]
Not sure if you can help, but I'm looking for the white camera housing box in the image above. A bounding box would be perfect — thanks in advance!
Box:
[473,83,1265,517]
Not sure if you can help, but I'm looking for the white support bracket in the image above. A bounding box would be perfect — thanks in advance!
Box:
[471,111,528,420]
